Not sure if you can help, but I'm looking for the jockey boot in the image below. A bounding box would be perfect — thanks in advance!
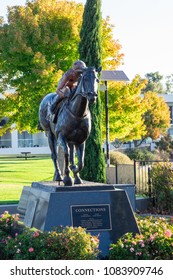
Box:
[48,94,63,122]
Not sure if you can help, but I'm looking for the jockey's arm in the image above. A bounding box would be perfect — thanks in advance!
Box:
[56,70,71,97]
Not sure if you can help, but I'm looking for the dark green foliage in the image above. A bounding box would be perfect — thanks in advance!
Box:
[79,0,106,182]
[141,72,164,94]
[79,0,102,69]
[150,162,173,214]
[80,96,106,182]
[155,132,173,159]
[126,148,156,161]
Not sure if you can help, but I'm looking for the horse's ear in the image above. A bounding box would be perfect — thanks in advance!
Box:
[97,66,102,73]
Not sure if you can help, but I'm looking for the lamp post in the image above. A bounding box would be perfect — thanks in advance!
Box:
[100,70,129,167]
[105,80,110,167]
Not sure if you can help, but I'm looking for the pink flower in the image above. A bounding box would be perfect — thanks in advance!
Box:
[164,229,172,238]
[33,231,40,238]
[90,236,99,245]
[150,234,155,242]
[139,240,145,247]
[130,247,134,252]
[136,252,142,256]
[28,247,34,253]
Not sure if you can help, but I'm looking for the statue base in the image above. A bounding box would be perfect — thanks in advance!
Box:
[18,181,139,257]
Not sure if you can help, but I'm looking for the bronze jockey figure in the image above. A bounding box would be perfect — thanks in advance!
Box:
[48,60,87,122]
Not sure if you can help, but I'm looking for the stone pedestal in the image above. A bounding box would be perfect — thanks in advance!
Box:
[18,182,139,257]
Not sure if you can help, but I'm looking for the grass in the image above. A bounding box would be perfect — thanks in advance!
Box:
[0,156,54,204]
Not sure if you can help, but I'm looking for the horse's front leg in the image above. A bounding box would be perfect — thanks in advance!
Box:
[58,133,73,186]
[47,130,62,182]
[72,143,85,184]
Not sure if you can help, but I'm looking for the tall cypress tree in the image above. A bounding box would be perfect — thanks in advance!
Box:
[79,0,106,183]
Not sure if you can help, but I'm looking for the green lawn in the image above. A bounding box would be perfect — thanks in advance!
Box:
[0,156,54,204]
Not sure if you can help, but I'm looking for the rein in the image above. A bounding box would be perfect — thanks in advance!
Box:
[70,74,86,102]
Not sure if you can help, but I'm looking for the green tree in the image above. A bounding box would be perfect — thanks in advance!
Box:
[101,16,123,70]
[142,91,170,140]
[0,0,123,136]
[0,0,83,135]
[100,76,147,142]
[165,74,173,94]
[99,76,170,147]
[155,132,173,155]
[79,0,106,183]
[141,72,163,94]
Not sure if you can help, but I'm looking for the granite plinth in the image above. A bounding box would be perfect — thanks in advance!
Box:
[18,181,139,257]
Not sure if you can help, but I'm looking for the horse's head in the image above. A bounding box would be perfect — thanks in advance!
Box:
[77,66,101,104]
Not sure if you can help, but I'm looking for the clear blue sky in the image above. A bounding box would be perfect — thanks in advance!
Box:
[1,0,173,80]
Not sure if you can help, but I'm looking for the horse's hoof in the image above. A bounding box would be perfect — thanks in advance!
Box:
[53,173,63,181]
[63,176,73,186]
[74,176,83,185]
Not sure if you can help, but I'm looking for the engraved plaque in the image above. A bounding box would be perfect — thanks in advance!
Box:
[24,200,38,227]
[71,204,112,231]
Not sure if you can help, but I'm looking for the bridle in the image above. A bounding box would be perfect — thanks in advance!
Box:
[71,67,98,100]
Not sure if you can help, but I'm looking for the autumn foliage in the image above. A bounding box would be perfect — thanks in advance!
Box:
[0,0,123,135]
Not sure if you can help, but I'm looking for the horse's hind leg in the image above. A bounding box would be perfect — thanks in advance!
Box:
[47,130,62,182]
[58,133,73,186]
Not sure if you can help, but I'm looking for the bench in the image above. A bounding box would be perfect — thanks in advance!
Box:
[19,152,31,160]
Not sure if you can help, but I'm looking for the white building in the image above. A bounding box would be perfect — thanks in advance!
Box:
[0,129,50,155]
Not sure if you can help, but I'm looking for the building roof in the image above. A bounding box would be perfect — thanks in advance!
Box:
[159,94,173,103]
[101,70,129,82]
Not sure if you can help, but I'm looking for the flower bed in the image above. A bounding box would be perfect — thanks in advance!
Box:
[0,212,173,259]
[109,215,173,260]
[0,211,99,260]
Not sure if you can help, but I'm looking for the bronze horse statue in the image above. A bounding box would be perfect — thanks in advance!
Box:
[39,66,101,186]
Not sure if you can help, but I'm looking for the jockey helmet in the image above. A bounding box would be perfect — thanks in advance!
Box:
[72,60,86,72]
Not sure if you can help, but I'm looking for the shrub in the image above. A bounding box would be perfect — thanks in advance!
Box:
[109,216,173,260]
[109,151,133,165]
[0,212,99,260]
[126,148,156,161]
[150,162,173,214]
[0,211,25,259]
[155,132,173,160]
